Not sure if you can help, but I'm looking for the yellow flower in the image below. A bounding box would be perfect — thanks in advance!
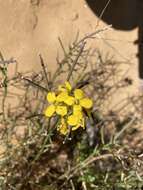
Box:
[45,104,68,117]
[45,104,56,117]
[67,114,79,126]
[58,81,72,92]
[73,105,82,114]
[64,96,75,106]
[65,81,72,91]
[80,98,93,109]
[72,117,84,130]
[45,81,93,135]
[73,88,93,110]
[67,112,85,130]
[56,92,68,102]
[74,89,84,100]
[47,92,56,103]
[58,85,66,92]
[56,105,67,116]
[57,118,69,135]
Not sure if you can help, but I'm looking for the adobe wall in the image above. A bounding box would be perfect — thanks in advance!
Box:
[0,0,138,89]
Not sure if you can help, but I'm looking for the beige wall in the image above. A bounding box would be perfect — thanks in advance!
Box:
[0,0,138,88]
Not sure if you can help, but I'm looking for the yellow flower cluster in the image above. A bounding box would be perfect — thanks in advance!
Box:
[44,81,93,135]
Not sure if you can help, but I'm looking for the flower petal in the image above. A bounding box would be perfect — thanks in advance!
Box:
[72,124,80,131]
[65,81,72,91]
[80,98,93,109]
[56,105,67,116]
[73,105,82,114]
[56,92,68,102]
[47,92,56,103]
[67,114,79,126]
[45,105,56,117]
[58,85,66,92]
[74,89,84,99]
[57,118,69,135]
[72,117,85,130]
[58,81,72,92]
[64,96,75,106]
[58,125,68,135]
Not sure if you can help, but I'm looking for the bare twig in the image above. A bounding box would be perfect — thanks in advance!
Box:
[75,25,112,47]
[113,117,137,142]
[67,42,86,81]
[22,76,48,92]
[39,54,50,90]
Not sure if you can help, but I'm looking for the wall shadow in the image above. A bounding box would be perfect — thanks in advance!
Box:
[86,0,143,79]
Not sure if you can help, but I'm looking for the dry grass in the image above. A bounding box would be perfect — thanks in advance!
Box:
[0,28,143,190]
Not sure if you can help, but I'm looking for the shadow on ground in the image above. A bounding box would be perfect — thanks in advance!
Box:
[86,0,143,79]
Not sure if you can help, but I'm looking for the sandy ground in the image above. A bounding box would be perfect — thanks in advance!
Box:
[0,0,139,110]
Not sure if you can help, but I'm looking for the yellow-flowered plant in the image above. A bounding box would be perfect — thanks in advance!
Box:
[44,81,93,135]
